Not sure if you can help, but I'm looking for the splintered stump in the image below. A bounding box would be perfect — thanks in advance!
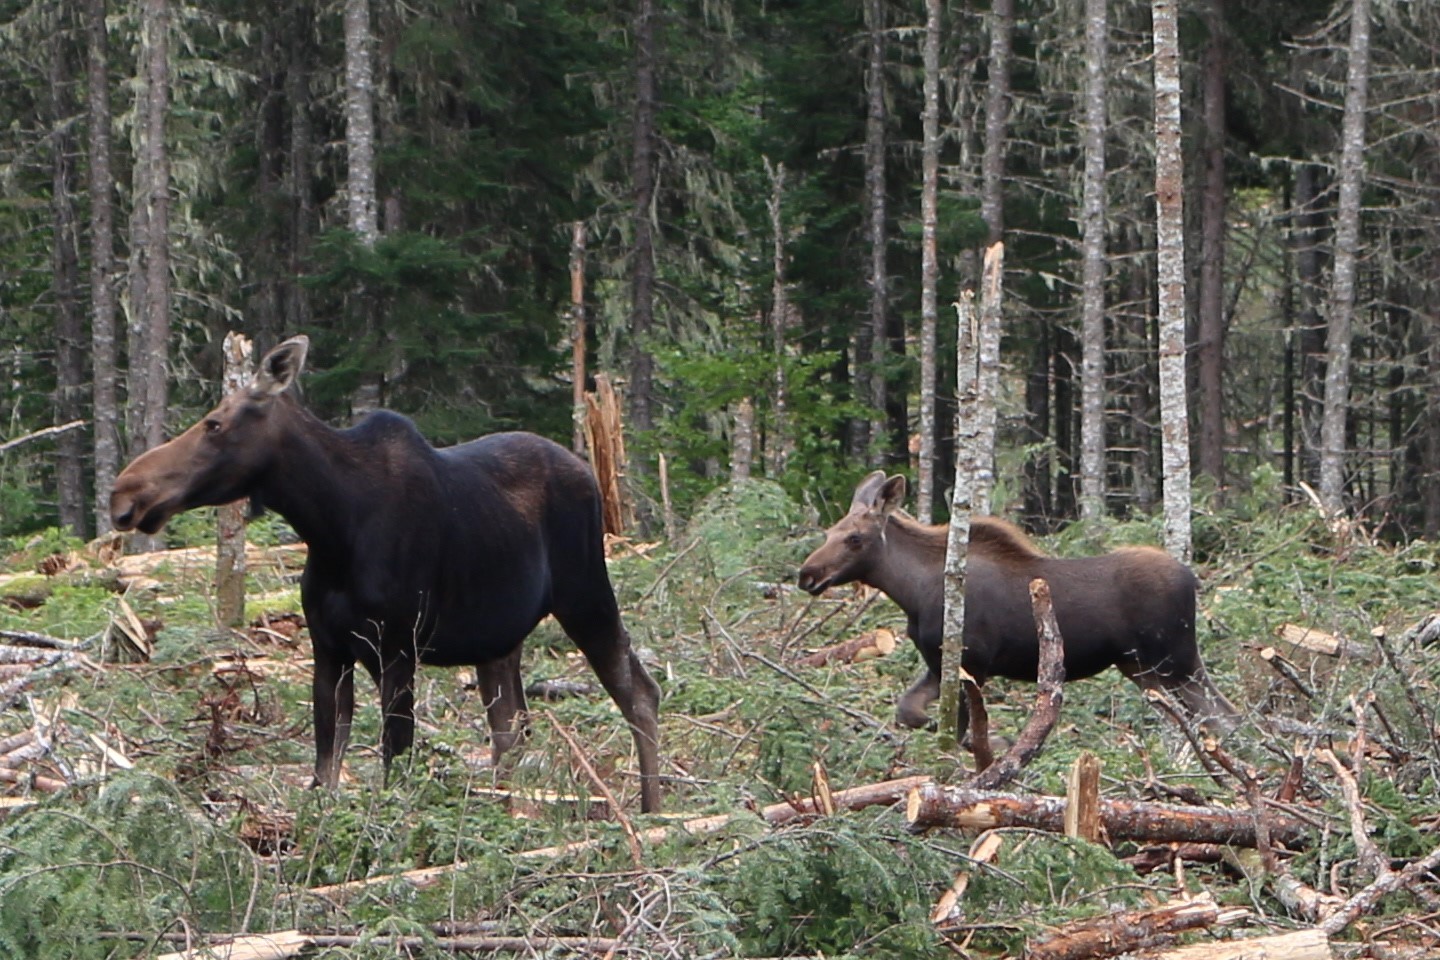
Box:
[582,374,633,536]
[906,783,1307,850]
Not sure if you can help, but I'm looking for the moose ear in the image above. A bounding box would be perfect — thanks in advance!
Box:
[849,471,891,512]
[251,335,309,397]
[875,475,908,516]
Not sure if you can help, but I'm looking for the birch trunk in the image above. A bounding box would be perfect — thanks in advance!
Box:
[981,0,1013,246]
[1077,0,1108,523]
[570,221,587,455]
[215,334,253,628]
[764,159,792,478]
[343,0,378,248]
[917,0,941,523]
[1151,0,1192,563]
[86,0,119,536]
[284,0,315,337]
[139,0,171,454]
[1317,0,1372,516]
[939,244,1004,751]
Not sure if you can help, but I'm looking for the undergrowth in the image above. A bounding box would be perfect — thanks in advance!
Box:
[3,482,1440,956]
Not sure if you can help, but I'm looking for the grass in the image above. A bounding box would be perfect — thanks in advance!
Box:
[3,485,1440,957]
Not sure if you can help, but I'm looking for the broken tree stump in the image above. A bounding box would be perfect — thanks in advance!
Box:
[1025,896,1244,960]
[906,782,1308,849]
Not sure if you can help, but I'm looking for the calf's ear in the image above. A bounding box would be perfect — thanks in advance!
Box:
[252,335,310,398]
[876,475,907,516]
[849,470,891,512]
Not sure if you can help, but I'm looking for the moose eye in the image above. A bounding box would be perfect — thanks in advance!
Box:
[844,533,864,549]
[204,419,222,435]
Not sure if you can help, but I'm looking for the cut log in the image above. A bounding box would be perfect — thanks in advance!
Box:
[796,627,898,667]
[1026,896,1243,960]
[1273,623,1376,663]
[932,830,1004,925]
[1135,928,1331,960]
[906,782,1309,849]
[154,930,312,960]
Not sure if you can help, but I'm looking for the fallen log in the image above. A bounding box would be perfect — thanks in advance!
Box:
[154,931,629,960]
[1136,928,1331,960]
[1026,896,1245,960]
[906,782,1309,849]
[112,543,308,588]
[796,627,898,667]
[309,774,934,898]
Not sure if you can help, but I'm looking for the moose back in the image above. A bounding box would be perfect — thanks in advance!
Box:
[110,336,663,811]
[797,472,1237,739]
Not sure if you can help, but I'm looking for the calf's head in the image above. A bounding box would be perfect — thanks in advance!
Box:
[110,336,310,534]
[797,471,907,595]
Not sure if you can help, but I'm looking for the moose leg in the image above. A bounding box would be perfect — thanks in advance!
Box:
[311,653,356,788]
[557,608,662,813]
[965,680,994,770]
[475,646,529,765]
[1119,662,1238,735]
[377,651,417,776]
[896,669,941,729]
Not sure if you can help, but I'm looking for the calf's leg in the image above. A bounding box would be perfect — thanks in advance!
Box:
[896,669,941,729]
[377,651,417,777]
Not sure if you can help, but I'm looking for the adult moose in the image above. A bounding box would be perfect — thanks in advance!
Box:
[797,472,1237,743]
[111,336,662,811]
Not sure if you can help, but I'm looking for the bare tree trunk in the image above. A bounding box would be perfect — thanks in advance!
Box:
[1152,0,1192,563]
[628,0,658,435]
[1077,0,1108,523]
[343,0,378,248]
[917,0,941,523]
[863,0,888,467]
[1196,0,1227,488]
[49,17,86,538]
[85,0,119,536]
[139,0,171,456]
[731,398,754,481]
[1318,0,1372,516]
[570,221,587,455]
[1294,164,1327,486]
[215,333,253,628]
[981,0,1013,247]
[764,159,792,478]
[284,0,314,339]
[940,245,1004,752]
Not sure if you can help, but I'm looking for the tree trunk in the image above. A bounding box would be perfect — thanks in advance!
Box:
[1294,163,1327,486]
[917,0,941,523]
[86,0,119,536]
[343,0,378,248]
[764,159,792,478]
[284,0,315,339]
[981,0,1013,246]
[1196,0,1227,488]
[628,0,658,436]
[1318,0,1372,516]
[1151,0,1192,563]
[49,17,86,538]
[215,333,253,628]
[1077,0,1108,523]
[862,0,888,467]
[570,220,588,455]
[731,398,754,481]
[140,0,172,455]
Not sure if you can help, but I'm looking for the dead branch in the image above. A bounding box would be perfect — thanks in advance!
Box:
[967,577,1065,790]
[308,774,933,898]
[153,930,630,959]
[1259,646,1317,700]
[0,629,85,652]
[1136,927,1331,960]
[542,708,643,869]
[1025,895,1243,960]
[795,627,897,667]
[906,782,1310,849]
[0,419,86,455]
[1273,623,1377,663]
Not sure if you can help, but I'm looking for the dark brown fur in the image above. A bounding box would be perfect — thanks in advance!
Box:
[111,336,662,810]
[797,472,1238,737]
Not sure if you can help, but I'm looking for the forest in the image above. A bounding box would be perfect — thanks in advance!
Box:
[3,0,1440,957]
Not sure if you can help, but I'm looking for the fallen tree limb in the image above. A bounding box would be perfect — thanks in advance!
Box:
[1273,623,1376,663]
[906,783,1309,849]
[1025,895,1245,960]
[795,627,897,668]
[1318,839,1440,936]
[1135,927,1331,960]
[0,629,86,652]
[308,774,933,898]
[155,931,629,959]
[967,578,1064,790]
[0,419,86,455]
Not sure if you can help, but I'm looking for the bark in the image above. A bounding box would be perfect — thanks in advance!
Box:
[215,334,253,628]
[1140,929,1331,960]
[731,398,754,481]
[981,0,1013,245]
[905,783,1310,849]
[795,628,897,668]
[1064,751,1102,842]
[1196,0,1227,487]
[917,0,941,523]
[85,0,119,536]
[628,0,658,435]
[1273,622,1376,662]
[583,374,633,537]
[49,20,86,539]
[1317,0,1372,516]
[342,0,378,247]
[284,0,314,337]
[862,0,888,466]
[570,221,587,455]
[1294,164,1327,485]
[1077,0,1108,522]
[1151,0,1192,563]
[1026,897,1236,960]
